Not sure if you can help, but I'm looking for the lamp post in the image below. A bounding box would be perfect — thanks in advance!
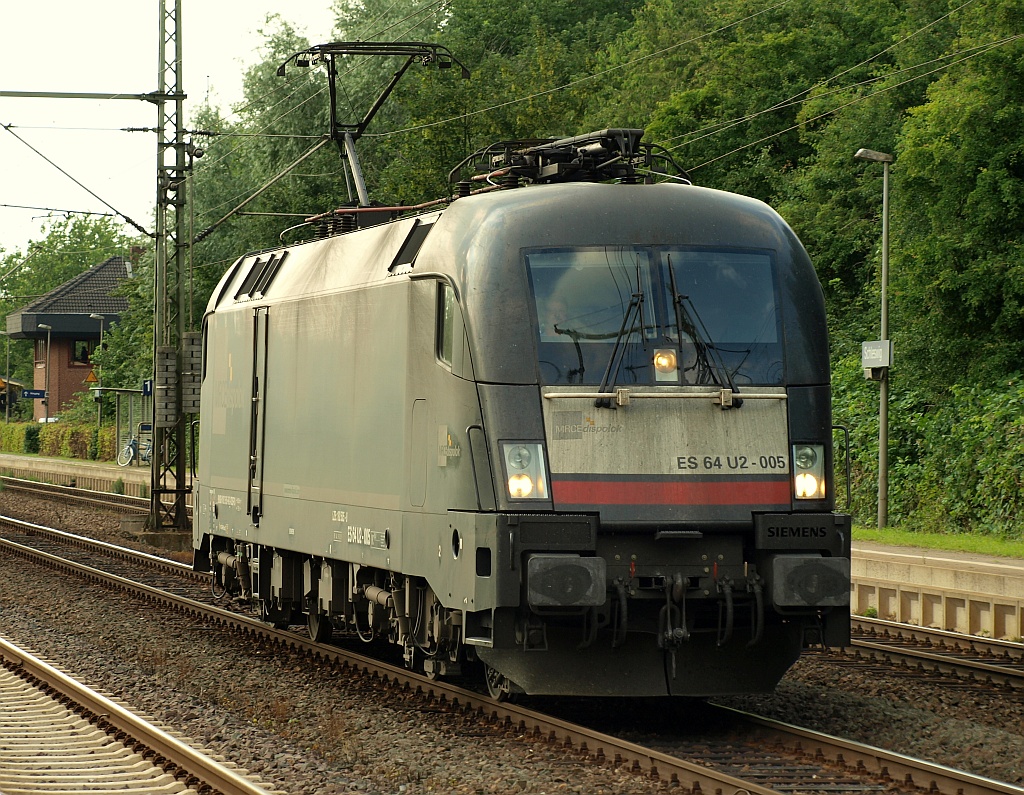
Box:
[37,323,52,423]
[90,313,105,428]
[855,147,894,530]
[0,331,8,424]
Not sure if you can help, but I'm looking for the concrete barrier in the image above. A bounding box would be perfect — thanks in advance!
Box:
[851,544,1024,640]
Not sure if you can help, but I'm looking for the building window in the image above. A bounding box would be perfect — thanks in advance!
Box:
[72,339,97,365]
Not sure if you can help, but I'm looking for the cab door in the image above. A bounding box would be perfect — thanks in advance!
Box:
[248,306,269,525]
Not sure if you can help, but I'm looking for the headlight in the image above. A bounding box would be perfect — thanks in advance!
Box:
[653,348,678,382]
[794,472,822,498]
[508,473,534,498]
[502,442,549,500]
[792,444,826,500]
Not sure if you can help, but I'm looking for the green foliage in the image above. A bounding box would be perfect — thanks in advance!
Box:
[37,423,96,459]
[0,216,138,398]
[97,427,118,462]
[900,379,1024,538]
[22,424,39,455]
[0,423,29,454]
[833,367,1024,538]
[893,6,1024,389]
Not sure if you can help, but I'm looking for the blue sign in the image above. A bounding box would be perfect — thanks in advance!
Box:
[22,389,46,399]
[142,379,153,396]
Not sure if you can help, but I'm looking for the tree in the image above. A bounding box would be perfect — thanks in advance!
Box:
[0,216,139,413]
[894,0,1024,388]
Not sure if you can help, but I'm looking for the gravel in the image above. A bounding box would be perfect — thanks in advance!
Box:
[1,489,1022,793]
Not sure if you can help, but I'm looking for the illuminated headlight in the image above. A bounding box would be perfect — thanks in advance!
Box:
[502,442,549,500]
[793,444,826,500]
[653,348,678,382]
[508,473,534,498]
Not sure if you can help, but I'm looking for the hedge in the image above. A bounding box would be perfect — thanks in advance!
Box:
[0,422,118,461]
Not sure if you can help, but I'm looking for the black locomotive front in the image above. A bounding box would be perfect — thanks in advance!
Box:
[418,181,850,697]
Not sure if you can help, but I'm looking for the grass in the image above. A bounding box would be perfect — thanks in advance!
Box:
[854,526,1024,559]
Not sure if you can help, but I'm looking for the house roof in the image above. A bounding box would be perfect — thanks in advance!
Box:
[5,256,132,339]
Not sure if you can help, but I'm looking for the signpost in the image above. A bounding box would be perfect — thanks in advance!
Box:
[861,340,892,381]
[22,389,46,399]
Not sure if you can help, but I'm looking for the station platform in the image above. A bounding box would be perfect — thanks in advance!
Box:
[0,452,175,498]
[849,539,1023,639]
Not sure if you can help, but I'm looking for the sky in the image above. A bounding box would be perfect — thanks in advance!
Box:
[0,1,338,255]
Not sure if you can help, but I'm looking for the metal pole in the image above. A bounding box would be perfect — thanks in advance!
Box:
[343,132,370,206]
[878,161,890,530]
[91,314,104,429]
[2,332,8,424]
[45,327,51,423]
[37,324,53,423]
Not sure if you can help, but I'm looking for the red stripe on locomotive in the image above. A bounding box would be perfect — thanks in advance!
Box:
[552,477,791,506]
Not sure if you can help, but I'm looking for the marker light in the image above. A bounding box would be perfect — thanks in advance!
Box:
[507,445,532,469]
[502,442,549,500]
[653,348,678,382]
[793,444,826,500]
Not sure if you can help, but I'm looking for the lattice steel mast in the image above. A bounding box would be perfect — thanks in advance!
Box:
[152,0,199,531]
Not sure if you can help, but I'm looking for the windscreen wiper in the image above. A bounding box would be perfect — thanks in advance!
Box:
[595,290,644,408]
[553,325,586,383]
[666,258,739,396]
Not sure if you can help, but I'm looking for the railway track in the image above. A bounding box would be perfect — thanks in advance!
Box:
[1,513,1021,795]
[0,474,189,516]
[0,634,277,795]
[844,617,1024,689]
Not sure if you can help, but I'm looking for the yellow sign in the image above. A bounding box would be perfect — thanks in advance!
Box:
[84,370,99,384]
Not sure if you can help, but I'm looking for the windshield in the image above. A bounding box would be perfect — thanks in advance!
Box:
[526,246,782,386]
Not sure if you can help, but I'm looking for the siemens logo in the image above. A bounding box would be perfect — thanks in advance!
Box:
[766,526,829,539]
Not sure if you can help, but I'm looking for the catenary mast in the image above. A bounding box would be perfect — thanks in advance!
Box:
[152,0,199,531]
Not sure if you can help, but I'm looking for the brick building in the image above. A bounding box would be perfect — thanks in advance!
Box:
[5,256,131,421]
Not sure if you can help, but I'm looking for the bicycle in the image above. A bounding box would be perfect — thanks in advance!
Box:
[116,434,153,466]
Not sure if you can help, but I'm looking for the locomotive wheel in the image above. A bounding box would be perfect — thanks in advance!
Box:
[307,611,333,643]
[484,664,512,702]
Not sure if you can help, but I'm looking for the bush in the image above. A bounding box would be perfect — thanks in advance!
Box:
[903,380,1024,538]
[833,360,1024,539]
[23,424,39,454]
[97,426,118,461]
[0,421,120,462]
[33,423,111,460]
[0,423,29,454]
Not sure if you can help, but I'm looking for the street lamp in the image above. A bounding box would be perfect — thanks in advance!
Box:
[855,147,894,529]
[37,323,52,422]
[90,313,105,428]
[0,331,8,424]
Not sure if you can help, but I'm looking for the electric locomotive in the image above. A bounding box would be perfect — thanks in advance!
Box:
[193,129,850,698]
